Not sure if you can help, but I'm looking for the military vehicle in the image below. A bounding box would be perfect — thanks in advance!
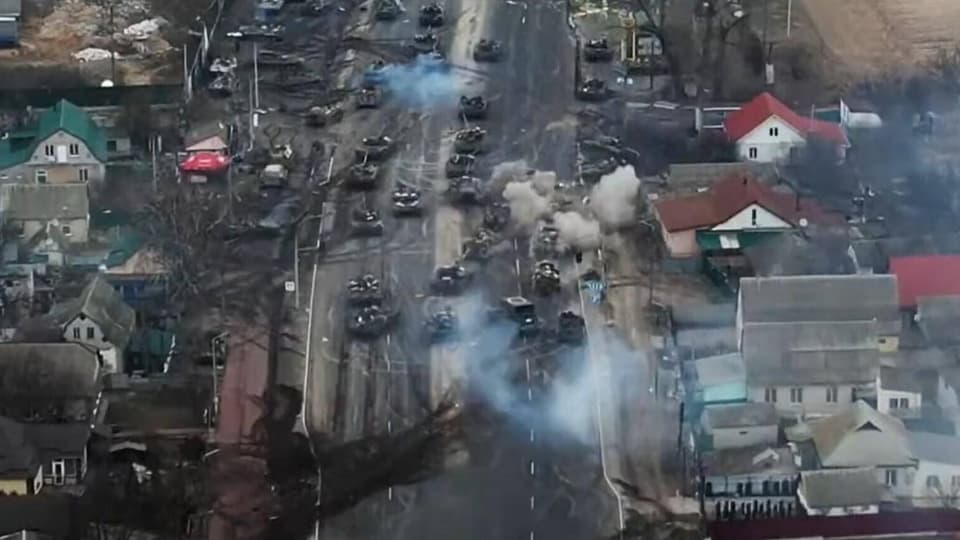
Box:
[419,3,444,26]
[347,274,382,306]
[557,311,586,344]
[356,86,383,109]
[482,202,510,232]
[305,104,344,127]
[488,296,540,337]
[445,154,476,178]
[374,0,401,20]
[532,260,561,296]
[583,38,614,62]
[447,175,483,205]
[423,304,459,343]
[411,32,440,54]
[473,39,504,62]
[347,162,379,189]
[355,136,395,162]
[577,78,608,101]
[454,127,486,154]
[347,304,397,338]
[459,95,488,120]
[392,185,423,216]
[462,228,495,261]
[351,207,384,236]
[430,264,473,295]
[534,223,560,258]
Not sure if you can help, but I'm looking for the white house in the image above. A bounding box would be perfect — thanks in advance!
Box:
[723,92,850,164]
[877,367,924,419]
[701,402,778,450]
[908,431,960,507]
[701,445,799,520]
[798,468,888,516]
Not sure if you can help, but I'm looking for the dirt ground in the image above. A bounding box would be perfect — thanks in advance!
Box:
[799,0,960,83]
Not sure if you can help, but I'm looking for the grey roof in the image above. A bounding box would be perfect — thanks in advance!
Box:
[799,468,888,509]
[703,402,777,430]
[909,430,960,466]
[689,352,744,388]
[0,494,79,539]
[880,367,924,394]
[808,400,913,467]
[916,295,960,345]
[701,445,797,476]
[0,0,20,16]
[23,423,90,461]
[0,184,89,221]
[738,275,901,335]
[666,162,780,192]
[851,234,960,273]
[0,342,100,399]
[743,232,855,277]
[0,416,37,479]
[742,321,879,386]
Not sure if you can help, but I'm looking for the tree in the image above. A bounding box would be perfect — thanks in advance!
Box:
[634,0,687,98]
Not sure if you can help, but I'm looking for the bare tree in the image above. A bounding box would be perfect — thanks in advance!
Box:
[634,0,687,97]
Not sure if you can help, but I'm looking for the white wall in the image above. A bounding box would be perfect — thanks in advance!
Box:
[18,217,89,244]
[802,503,879,517]
[660,226,698,258]
[748,383,859,417]
[709,424,778,450]
[712,203,792,231]
[877,387,922,417]
[62,315,121,372]
[912,460,960,507]
[735,117,806,163]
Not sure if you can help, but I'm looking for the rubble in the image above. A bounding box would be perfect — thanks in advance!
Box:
[306,104,344,127]
[429,264,473,295]
[532,260,561,296]
[227,24,284,41]
[72,48,119,62]
[459,95,488,120]
[122,17,167,40]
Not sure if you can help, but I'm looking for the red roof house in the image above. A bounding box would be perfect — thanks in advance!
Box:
[724,93,850,163]
[889,255,960,308]
[653,175,840,258]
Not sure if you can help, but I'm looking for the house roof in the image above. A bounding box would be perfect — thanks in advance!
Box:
[664,161,780,192]
[703,402,777,430]
[909,430,960,466]
[0,0,21,16]
[654,174,839,232]
[0,416,38,479]
[743,231,856,277]
[850,234,960,274]
[0,494,80,539]
[742,321,879,386]
[0,184,89,221]
[799,468,888,509]
[0,100,108,169]
[723,92,849,146]
[689,352,744,388]
[738,274,901,334]
[23,423,90,462]
[880,366,924,394]
[701,445,796,476]
[889,255,960,308]
[808,401,913,467]
[74,274,136,349]
[916,295,960,345]
[0,343,100,398]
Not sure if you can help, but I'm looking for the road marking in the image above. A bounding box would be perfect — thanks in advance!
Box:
[527,386,533,401]
[530,428,535,443]
[529,532,534,540]
[529,460,536,476]
[525,356,531,382]
[387,419,392,433]
[388,487,393,501]
[530,495,535,510]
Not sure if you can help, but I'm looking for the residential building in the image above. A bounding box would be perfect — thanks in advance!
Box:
[890,255,960,310]
[737,275,902,352]
[653,174,838,259]
[0,417,89,494]
[742,321,879,417]
[0,0,20,47]
[0,342,100,422]
[797,468,888,516]
[103,247,169,307]
[0,184,90,245]
[908,431,960,507]
[915,295,960,346]
[700,402,778,450]
[877,367,923,419]
[701,445,799,520]
[16,274,134,373]
[683,352,747,408]
[723,92,850,164]
[0,100,107,185]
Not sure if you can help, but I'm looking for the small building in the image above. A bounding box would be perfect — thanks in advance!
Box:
[653,175,838,260]
[0,0,20,47]
[16,274,135,373]
[0,417,89,494]
[683,352,747,409]
[890,255,960,310]
[908,430,960,507]
[724,92,850,164]
[701,402,778,450]
[877,367,924,419]
[737,274,902,352]
[0,100,108,185]
[0,342,101,422]
[797,468,888,516]
[701,445,799,520]
[0,184,90,245]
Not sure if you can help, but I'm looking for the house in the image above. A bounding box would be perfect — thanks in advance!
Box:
[16,274,134,373]
[850,234,960,275]
[0,417,89,494]
[915,295,960,346]
[0,184,90,245]
[742,321,879,417]
[683,352,747,409]
[737,275,902,352]
[797,468,888,516]
[701,445,799,520]
[650,162,780,197]
[653,175,838,259]
[103,246,169,307]
[0,0,20,47]
[890,255,960,310]
[0,342,100,422]
[908,431,960,507]
[877,367,924,419]
[0,494,81,539]
[184,131,229,156]
[723,92,850,163]
[0,100,107,185]
[700,402,778,450]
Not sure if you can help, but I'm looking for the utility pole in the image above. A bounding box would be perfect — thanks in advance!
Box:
[252,42,260,110]
[294,223,300,309]
[109,0,117,84]
[786,0,793,38]
[150,134,159,192]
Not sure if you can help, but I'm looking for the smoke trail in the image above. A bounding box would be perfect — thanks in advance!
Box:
[380,54,463,108]
[589,165,641,228]
[552,211,601,251]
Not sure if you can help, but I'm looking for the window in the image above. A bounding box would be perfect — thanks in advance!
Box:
[750,208,758,226]
[890,398,910,409]
[748,147,758,159]
[736,482,743,496]
[744,482,752,496]
[826,386,838,403]
[72,327,80,340]
[885,469,898,486]
[927,475,941,489]
[107,140,118,152]
[769,127,779,136]
[86,327,94,340]
[61,224,71,236]
[951,476,960,489]
[764,387,777,403]
[68,143,80,156]
[762,480,770,495]
[43,144,54,157]
[899,398,909,409]
[78,167,89,182]
[790,387,803,403]
[51,459,65,485]
[35,169,47,183]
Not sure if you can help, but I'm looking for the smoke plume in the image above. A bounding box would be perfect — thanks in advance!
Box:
[496,161,558,229]
[589,165,641,228]
[552,211,601,251]
[380,54,463,108]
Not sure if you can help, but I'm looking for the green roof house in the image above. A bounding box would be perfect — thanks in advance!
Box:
[0,100,107,186]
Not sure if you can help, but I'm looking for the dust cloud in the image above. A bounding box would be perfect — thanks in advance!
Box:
[589,165,641,228]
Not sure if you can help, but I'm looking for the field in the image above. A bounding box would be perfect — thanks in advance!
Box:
[800,0,960,82]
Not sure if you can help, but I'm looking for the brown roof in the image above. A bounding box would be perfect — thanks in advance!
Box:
[654,175,840,232]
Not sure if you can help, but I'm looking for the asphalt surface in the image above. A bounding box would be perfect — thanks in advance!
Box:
[299,0,621,537]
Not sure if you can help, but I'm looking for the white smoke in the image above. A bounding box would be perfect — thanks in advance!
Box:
[498,161,558,229]
[552,211,601,251]
[589,165,641,228]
